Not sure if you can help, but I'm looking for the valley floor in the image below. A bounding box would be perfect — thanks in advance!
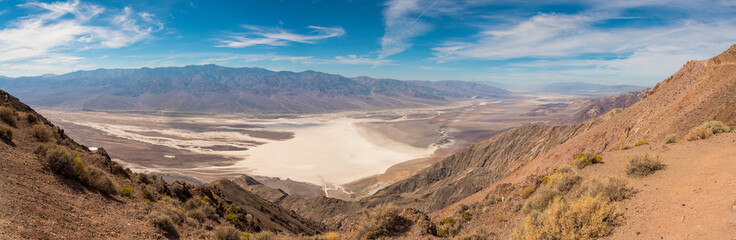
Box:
[37,94,586,199]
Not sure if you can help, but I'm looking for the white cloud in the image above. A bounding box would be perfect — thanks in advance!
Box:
[216,25,345,48]
[378,0,434,59]
[334,55,392,65]
[0,0,161,63]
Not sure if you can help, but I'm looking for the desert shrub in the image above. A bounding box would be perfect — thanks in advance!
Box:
[354,204,410,240]
[26,113,37,124]
[202,204,218,220]
[634,139,649,147]
[687,121,731,141]
[250,231,277,240]
[139,173,152,184]
[520,185,536,199]
[457,229,497,240]
[620,145,633,150]
[664,134,678,144]
[0,126,12,142]
[627,154,665,177]
[187,208,206,223]
[523,189,562,214]
[184,196,204,210]
[44,144,86,178]
[322,232,340,240]
[0,106,16,127]
[546,167,580,192]
[147,211,180,239]
[142,186,158,202]
[437,217,463,237]
[225,213,238,225]
[580,177,634,202]
[571,153,603,169]
[511,195,621,240]
[214,225,241,240]
[30,124,53,142]
[88,167,119,195]
[484,193,502,206]
[120,185,134,198]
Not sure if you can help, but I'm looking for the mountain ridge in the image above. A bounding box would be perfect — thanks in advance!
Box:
[0,64,511,114]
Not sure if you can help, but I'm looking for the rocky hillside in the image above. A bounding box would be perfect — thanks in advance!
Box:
[0,89,323,239]
[0,65,510,114]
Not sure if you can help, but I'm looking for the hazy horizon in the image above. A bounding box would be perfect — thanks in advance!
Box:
[1,0,735,86]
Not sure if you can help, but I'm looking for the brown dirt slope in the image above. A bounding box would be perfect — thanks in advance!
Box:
[512,44,736,177]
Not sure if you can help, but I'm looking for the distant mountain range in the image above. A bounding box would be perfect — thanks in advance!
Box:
[0,65,510,114]
[539,82,647,97]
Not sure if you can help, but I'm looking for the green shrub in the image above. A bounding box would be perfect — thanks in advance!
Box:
[0,106,16,127]
[571,153,603,169]
[213,225,241,240]
[30,124,53,142]
[511,195,621,240]
[224,213,238,225]
[438,216,463,237]
[147,211,180,239]
[88,167,119,195]
[580,177,634,202]
[120,185,134,198]
[664,134,678,144]
[0,126,12,142]
[354,204,410,239]
[687,121,731,141]
[523,189,562,214]
[626,154,665,177]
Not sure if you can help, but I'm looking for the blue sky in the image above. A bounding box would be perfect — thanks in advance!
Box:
[1,0,736,88]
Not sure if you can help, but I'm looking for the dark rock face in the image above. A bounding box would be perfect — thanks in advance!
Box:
[0,65,510,114]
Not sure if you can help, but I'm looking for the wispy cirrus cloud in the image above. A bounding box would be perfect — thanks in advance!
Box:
[0,0,162,63]
[216,25,345,48]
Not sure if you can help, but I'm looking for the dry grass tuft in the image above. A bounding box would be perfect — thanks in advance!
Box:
[354,204,410,240]
[511,195,621,240]
[664,134,677,144]
[213,225,241,240]
[580,177,634,202]
[626,154,665,177]
[571,153,603,169]
[546,167,580,192]
[0,106,17,127]
[523,189,562,214]
[30,124,53,142]
[147,211,180,239]
[520,185,536,199]
[0,126,12,142]
[634,139,649,147]
[686,121,731,141]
